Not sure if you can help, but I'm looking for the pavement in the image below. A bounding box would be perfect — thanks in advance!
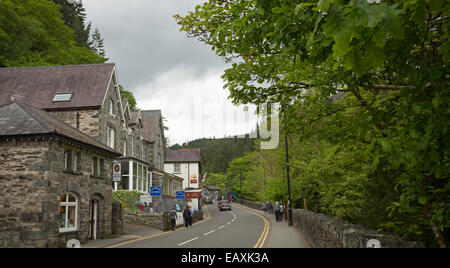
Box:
[83,202,309,248]
[82,222,163,248]
[232,203,310,248]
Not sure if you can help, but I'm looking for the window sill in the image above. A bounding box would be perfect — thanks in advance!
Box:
[63,170,83,176]
[90,175,106,180]
[59,230,78,236]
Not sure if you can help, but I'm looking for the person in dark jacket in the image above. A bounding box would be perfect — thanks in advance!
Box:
[183,206,191,228]
[169,206,178,231]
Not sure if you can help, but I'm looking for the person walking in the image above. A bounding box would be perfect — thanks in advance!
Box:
[189,207,194,227]
[169,206,178,231]
[274,202,281,222]
[183,206,191,228]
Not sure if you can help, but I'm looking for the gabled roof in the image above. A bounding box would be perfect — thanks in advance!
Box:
[129,110,143,128]
[0,64,116,110]
[0,102,121,156]
[164,149,201,163]
[140,110,163,143]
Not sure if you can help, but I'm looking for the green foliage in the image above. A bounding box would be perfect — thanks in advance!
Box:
[50,0,92,48]
[119,85,138,110]
[92,27,107,58]
[176,0,450,247]
[0,0,105,67]
[112,190,143,214]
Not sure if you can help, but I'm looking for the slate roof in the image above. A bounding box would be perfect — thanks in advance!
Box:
[0,64,116,110]
[140,110,162,143]
[203,185,221,191]
[0,102,121,156]
[164,149,201,163]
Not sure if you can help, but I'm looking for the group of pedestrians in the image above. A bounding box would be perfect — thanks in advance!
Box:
[169,205,194,231]
[262,201,286,222]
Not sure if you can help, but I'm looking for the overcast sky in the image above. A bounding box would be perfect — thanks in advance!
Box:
[83,0,258,146]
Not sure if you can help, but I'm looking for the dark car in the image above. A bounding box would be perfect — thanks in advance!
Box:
[218,200,231,211]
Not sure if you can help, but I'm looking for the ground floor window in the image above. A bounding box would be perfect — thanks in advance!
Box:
[59,193,78,233]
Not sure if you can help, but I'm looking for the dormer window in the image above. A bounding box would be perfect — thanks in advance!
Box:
[53,93,72,102]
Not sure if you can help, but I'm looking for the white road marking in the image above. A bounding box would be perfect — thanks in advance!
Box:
[218,225,226,229]
[203,230,216,236]
[178,237,199,246]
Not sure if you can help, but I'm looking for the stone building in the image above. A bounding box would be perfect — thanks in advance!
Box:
[0,64,155,194]
[0,102,121,248]
[0,64,183,215]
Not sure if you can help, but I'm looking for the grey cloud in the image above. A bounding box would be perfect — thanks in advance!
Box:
[84,0,226,91]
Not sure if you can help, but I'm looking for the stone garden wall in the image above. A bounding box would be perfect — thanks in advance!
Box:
[235,199,421,248]
[123,210,204,231]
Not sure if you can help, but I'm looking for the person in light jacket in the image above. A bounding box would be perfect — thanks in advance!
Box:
[274,202,282,222]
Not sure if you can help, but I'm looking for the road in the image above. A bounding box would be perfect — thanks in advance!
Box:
[109,203,271,248]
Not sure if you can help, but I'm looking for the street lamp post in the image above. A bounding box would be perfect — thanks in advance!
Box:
[284,109,293,226]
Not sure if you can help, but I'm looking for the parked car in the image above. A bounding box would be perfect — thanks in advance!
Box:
[203,196,213,204]
[218,200,231,211]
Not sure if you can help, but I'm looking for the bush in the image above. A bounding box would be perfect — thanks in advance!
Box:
[112,190,143,214]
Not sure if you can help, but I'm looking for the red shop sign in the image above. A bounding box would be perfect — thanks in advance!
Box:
[186,192,201,199]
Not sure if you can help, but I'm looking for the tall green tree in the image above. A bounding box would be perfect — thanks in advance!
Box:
[0,0,105,67]
[176,0,449,247]
[92,27,107,58]
[119,85,138,110]
[50,0,92,48]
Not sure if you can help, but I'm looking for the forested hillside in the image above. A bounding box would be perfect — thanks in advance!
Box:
[0,0,105,67]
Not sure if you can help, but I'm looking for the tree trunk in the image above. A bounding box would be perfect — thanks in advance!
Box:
[425,201,447,248]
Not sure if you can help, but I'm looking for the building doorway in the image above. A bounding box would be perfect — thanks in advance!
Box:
[89,200,98,240]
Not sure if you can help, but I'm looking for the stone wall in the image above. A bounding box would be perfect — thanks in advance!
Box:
[235,199,420,248]
[0,139,115,248]
[49,110,100,139]
[123,209,203,231]
[123,212,166,230]
[111,203,123,236]
[292,209,421,248]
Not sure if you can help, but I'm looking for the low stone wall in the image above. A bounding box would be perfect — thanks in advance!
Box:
[193,210,204,223]
[236,199,420,248]
[123,209,204,231]
[123,212,166,230]
[235,199,274,212]
[292,209,421,248]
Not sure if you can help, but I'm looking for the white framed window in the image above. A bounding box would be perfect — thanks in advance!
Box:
[174,163,181,173]
[109,99,115,116]
[107,127,115,149]
[59,193,78,233]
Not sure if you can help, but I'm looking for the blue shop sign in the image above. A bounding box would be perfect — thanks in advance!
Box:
[150,186,162,196]
[176,191,185,199]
